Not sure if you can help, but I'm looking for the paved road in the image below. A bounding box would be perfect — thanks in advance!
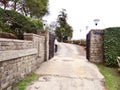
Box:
[26,43,106,90]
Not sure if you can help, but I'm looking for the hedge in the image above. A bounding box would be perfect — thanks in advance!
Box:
[0,8,43,39]
[65,39,86,46]
[104,27,120,67]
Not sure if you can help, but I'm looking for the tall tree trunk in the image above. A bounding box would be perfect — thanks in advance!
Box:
[13,2,17,11]
[4,4,6,10]
[22,4,28,16]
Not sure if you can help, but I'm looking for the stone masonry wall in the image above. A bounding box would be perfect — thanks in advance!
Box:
[0,33,46,90]
[37,30,55,60]
[86,30,104,63]
[37,30,49,61]
[24,33,45,63]
[0,54,37,90]
[0,38,34,51]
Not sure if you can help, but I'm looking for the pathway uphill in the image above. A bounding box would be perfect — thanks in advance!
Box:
[26,43,106,90]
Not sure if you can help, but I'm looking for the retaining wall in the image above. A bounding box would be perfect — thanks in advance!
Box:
[0,33,46,90]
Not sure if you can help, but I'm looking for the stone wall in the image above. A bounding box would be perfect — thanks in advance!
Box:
[0,33,46,90]
[24,33,45,62]
[0,54,37,90]
[37,30,52,60]
[0,38,34,51]
[86,30,104,63]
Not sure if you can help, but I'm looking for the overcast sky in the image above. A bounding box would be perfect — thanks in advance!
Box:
[44,0,120,39]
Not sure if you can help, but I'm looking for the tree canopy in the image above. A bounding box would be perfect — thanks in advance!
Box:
[0,0,10,9]
[0,8,43,39]
[0,0,48,19]
[55,9,73,42]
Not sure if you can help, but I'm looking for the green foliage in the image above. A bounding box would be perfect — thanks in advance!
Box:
[13,73,39,90]
[96,64,120,90]
[80,39,86,46]
[104,27,120,67]
[0,8,43,39]
[25,0,48,18]
[27,17,43,30]
[55,9,73,42]
[0,0,49,18]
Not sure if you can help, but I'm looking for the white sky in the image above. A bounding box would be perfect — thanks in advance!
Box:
[43,0,120,39]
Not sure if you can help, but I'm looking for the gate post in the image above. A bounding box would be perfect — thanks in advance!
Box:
[86,29,104,63]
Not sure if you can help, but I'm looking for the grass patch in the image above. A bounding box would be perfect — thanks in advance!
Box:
[13,73,39,90]
[96,64,120,90]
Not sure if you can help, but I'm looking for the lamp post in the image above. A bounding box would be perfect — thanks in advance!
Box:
[42,20,47,30]
[93,19,100,27]
[80,29,82,32]
[86,26,89,30]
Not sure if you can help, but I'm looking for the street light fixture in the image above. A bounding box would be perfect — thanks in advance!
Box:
[93,19,100,26]
[86,26,89,30]
[42,20,47,30]
[80,29,82,32]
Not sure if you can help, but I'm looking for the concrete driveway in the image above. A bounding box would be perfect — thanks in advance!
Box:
[26,43,106,90]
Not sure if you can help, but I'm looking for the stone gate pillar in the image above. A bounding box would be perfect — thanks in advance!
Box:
[86,30,104,63]
[37,30,49,61]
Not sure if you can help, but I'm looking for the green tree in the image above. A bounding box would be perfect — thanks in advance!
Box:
[0,0,48,19]
[11,0,19,11]
[0,8,43,39]
[15,0,48,18]
[0,0,10,9]
[55,9,73,42]
[26,0,48,18]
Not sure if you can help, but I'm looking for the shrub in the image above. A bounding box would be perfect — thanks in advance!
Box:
[64,40,72,43]
[104,27,120,67]
[65,39,86,46]
[72,40,80,45]
[0,8,43,39]
[79,39,86,46]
